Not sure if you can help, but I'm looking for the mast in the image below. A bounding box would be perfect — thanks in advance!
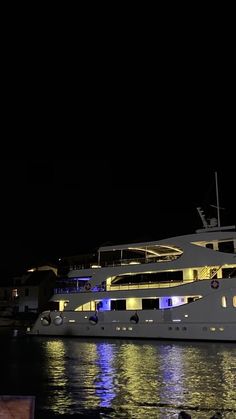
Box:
[215,171,221,227]
[196,172,235,233]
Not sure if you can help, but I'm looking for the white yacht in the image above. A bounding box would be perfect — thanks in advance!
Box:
[30,209,236,341]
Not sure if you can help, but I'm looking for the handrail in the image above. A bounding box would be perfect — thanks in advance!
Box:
[69,255,179,271]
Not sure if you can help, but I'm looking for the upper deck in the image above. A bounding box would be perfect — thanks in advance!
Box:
[64,229,236,272]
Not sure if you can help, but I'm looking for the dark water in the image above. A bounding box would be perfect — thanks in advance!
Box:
[0,329,236,418]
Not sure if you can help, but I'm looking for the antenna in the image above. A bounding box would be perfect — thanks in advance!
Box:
[215,171,221,227]
[196,172,235,233]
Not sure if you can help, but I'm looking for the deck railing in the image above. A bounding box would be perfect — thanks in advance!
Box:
[68,255,179,271]
[53,279,194,294]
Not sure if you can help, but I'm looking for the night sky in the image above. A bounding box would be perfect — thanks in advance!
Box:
[0,47,235,276]
[0,159,235,276]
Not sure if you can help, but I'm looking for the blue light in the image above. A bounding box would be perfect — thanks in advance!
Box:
[71,277,91,281]
[97,299,111,311]
[95,343,116,408]
[159,297,172,309]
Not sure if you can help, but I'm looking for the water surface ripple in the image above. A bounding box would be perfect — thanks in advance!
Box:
[1,332,236,418]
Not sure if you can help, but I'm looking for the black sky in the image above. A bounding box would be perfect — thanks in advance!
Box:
[0,159,235,276]
[1,42,235,275]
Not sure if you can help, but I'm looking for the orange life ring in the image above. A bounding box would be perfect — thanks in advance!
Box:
[211,279,219,289]
[85,283,91,291]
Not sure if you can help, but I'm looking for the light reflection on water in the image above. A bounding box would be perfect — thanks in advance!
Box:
[40,339,236,418]
[44,340,72,414]
[1,332,236,418]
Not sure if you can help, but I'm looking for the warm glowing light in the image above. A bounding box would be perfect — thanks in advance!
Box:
[233,296,236,308]
[58,300,69,311]
[126,298,142,310]
[221,296,227,308]
[12,289,18,298]
[128,245,182,256]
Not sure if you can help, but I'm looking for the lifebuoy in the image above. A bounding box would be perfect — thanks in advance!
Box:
[85,282,91,291]
[211,279,219,289]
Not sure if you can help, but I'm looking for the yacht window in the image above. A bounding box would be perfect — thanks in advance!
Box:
[218,241,234,253]
[111,300,126,311]
[168,298,172,307]
[221,296,227,308]
[222,268,236,278]
[142,299,159,310]
[112,270,183,285]
[206,243,213,249]
[193,270,198,280]
[188,297,195,303]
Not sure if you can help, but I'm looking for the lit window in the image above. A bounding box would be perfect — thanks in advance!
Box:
[233,296,236,308]
[210,327,216,331]
[69,320,75,323]
[122,327,127,331]
[221,296,227,308]
[116,327,120,331]
[12,289,18,298]
[128,327,133,330]
[184,314,189,318]
[219,327,224,331]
